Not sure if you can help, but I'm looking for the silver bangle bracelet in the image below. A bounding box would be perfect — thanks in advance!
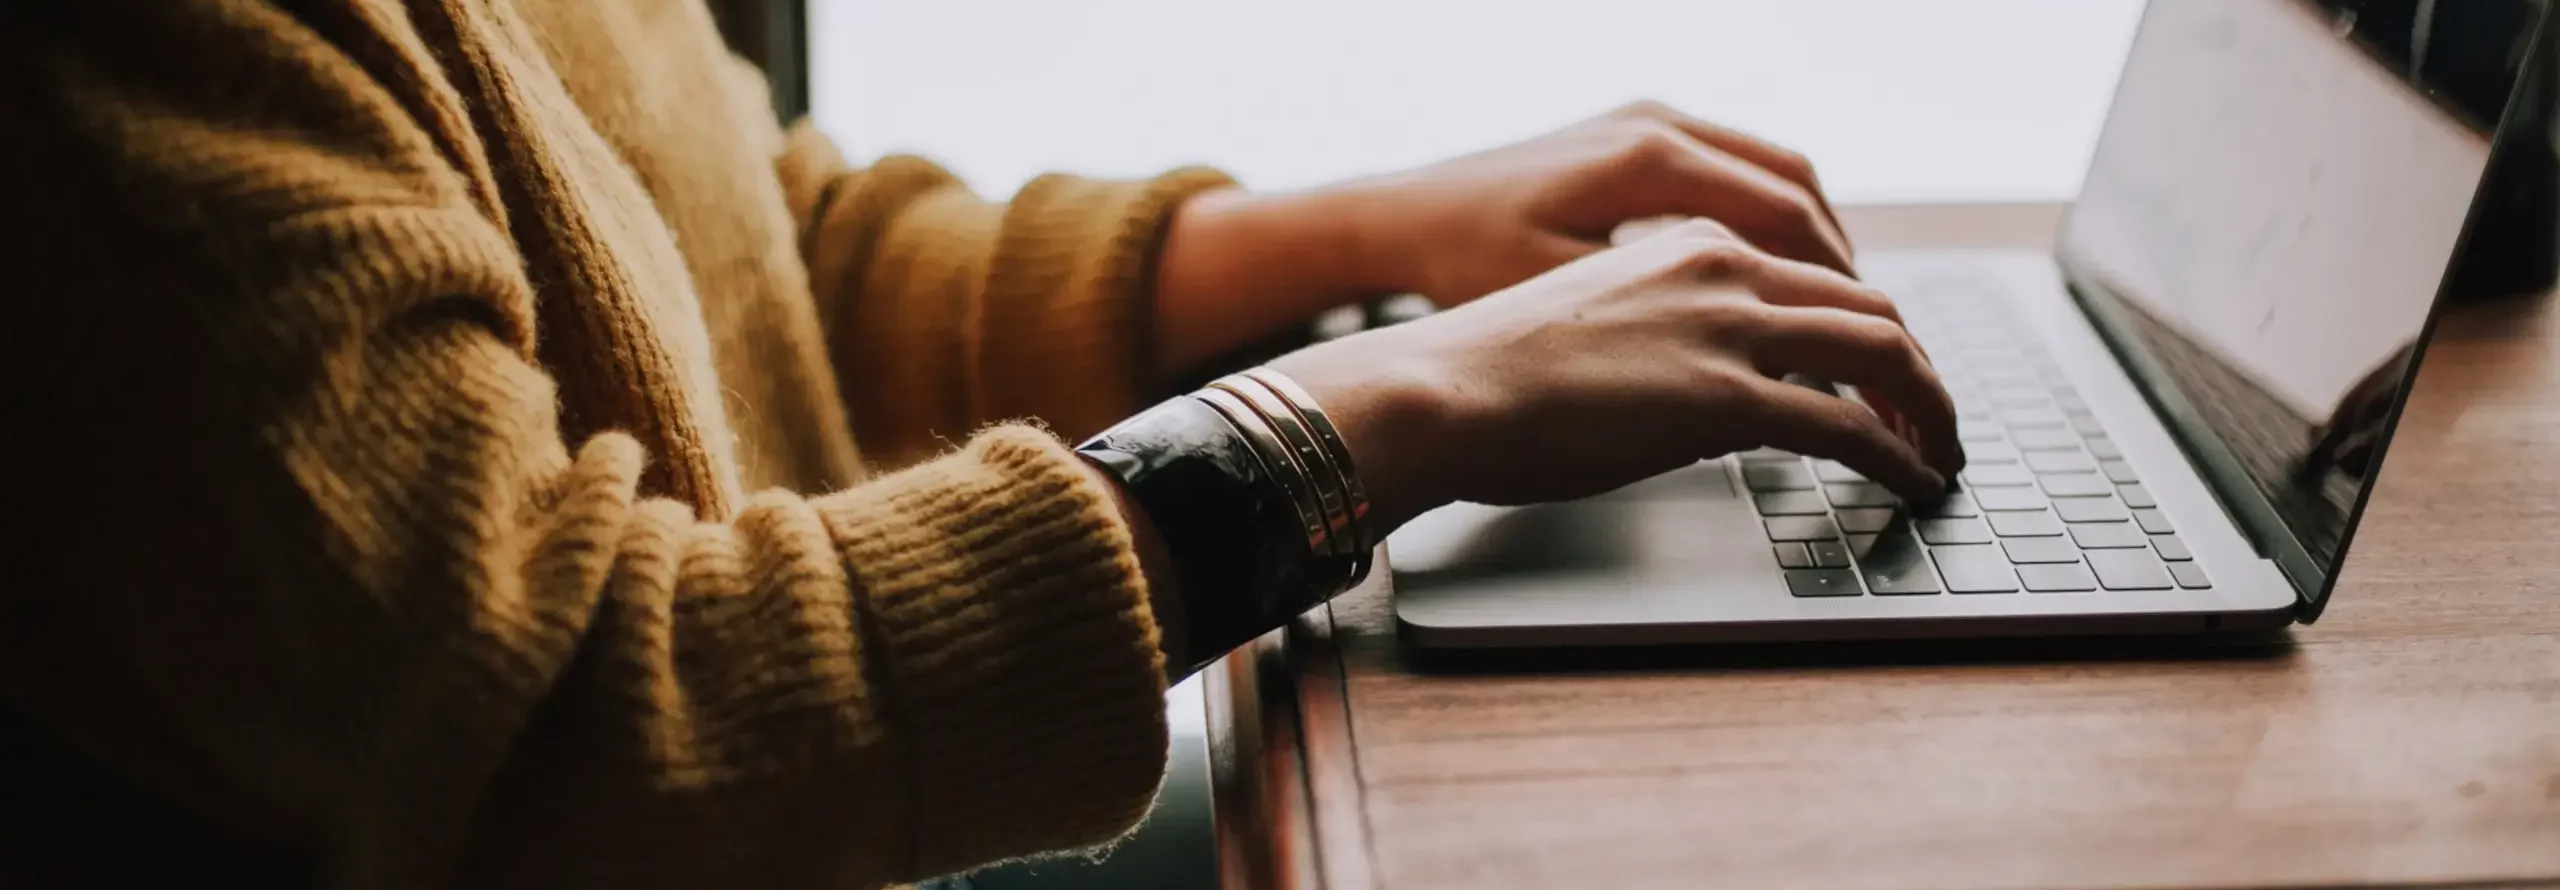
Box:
[1208,369,1376,587]
[1239,368,1374,553]
[1190,386,1336,557]
[1209,376,1354,559]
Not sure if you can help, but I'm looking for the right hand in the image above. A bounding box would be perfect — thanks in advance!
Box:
[1268,219,1964,533]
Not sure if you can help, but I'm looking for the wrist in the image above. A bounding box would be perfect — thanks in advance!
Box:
[1188,185,1411,296]
[1155,185,1418,382]
[1265,337,1457,536]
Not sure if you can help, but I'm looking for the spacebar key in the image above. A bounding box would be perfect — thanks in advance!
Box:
[1853,530,1942,594]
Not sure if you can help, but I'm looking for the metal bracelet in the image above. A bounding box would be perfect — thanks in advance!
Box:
[1209,375,1355,560]
[1190,387,1334,557]
[1238,368,1374,557]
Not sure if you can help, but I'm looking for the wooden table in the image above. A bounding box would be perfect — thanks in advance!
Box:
[1205,203,2560,890]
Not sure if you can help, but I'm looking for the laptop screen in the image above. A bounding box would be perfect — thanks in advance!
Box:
[2055,0,2544,612]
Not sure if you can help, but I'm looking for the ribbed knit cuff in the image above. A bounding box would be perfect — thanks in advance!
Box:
[974,167,1238,441]
[812,425,1169,876]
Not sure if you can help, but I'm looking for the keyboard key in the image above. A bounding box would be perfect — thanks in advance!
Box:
[1964,464,2036,487]
[1835,507,1897,533]
[2133,508,2175,534]
[2040,473,2114,498]
[1774,543,1814,568]
[2001,408,2067,429]
[1977,369,2038,389]
[1916,517,1994,545]
[1743,462,1815,491]
[1765,516,1843,541]
[1826,482,1899,508]
[1932,545,2021,593]
[1785,568,1864,597]
[1848,532,1877,554]
[2100,459,2140,484]
[1914,493,1981,518]
[2088,550,2174,590]
[1964,441,2022,464]
[2025,450,2094,473]
[1956,405,1994,422]
[1808,540,1853,568]
[2014,429,2079,450]
[1738,448,1799,464]
[2070,522,2148,549]
[2056,394,2093,415]
[1813,460,1867,483]
[2085,436,2124,459]
[2049,383,2080,399]
[2002,536,2082,563]
[2071,414,2109,435]
[1988,510,2066,537]
[1965,348,2026,368]
[2020,562,2100,592]
[1957,420,2005,442]
[1991,393,2048,410]
[2152,534,2193,561]
[2055,497,2132,523]
[2117,483,2157,508]
[2169,562,2212,589]
[1754,490,1831,516]
[1852,531,1941,595]
[1973,487,2050,511]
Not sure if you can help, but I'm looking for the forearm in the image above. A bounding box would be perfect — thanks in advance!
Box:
[1151,186,1407,382]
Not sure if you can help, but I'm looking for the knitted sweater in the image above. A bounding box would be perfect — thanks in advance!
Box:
[0,1,1233,887]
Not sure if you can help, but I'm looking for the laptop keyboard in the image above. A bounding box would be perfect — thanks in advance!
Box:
[1751,275,2211,597]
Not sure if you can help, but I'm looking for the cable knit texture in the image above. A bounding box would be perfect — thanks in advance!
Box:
[0,1,1233,888]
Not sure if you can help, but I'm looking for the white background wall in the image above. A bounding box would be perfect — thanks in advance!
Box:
[806,0,2150,725]
[810,0,2145,202]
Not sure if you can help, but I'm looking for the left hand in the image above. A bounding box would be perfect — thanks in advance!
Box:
[1153,101,1860,379]
[1341,100,1856,303]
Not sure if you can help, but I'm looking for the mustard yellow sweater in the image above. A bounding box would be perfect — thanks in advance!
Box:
[0,1,1233,888]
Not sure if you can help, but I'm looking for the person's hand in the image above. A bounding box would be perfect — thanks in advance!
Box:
[1266,219,1960,533]
[1343,100,1854,304]
[1149,102,1855,380]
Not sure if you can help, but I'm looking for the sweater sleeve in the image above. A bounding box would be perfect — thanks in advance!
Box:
[0,6,1165,889]
[775,122,1235,468]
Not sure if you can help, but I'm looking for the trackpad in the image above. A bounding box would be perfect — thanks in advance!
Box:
[1389,461,1769,593]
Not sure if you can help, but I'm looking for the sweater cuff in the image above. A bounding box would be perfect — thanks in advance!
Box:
[975,167,1238,441]
[813,425,1169,875]
[776,120,850,255]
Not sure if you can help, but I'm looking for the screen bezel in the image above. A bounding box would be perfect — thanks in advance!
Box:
[2050,0,2552,621]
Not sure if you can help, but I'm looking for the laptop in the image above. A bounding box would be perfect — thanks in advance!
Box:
[1390,0,2553,648]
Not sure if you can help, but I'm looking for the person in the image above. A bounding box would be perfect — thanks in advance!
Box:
[0,1,1962,888]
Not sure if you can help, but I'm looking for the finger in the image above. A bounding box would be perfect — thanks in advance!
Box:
[1738,375,1946,501]
[1747,305,1964,473]
[1612,214,1726,247]
[1637,136,1856,277]
[1733,251,1908,328]
[1669,140,1853,274]
[1616,101,1847,241]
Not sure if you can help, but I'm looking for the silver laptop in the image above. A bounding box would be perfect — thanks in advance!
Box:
[1392,0,2552,648]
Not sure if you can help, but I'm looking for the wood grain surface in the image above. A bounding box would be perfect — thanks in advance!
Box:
[1214,203,2560,890]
